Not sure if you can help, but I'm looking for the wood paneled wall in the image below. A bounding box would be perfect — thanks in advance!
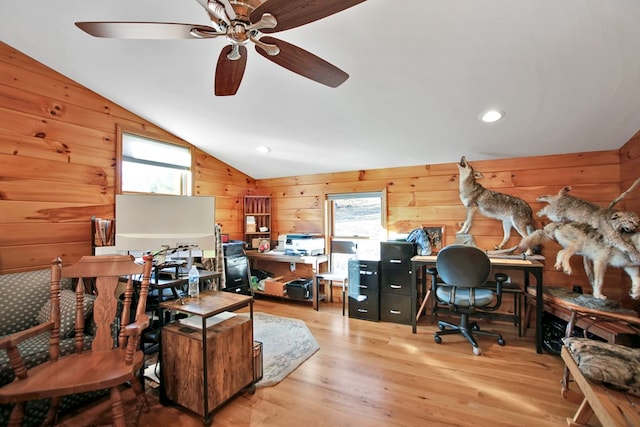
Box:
[0,42,254,273]
[256,150,640,304]
[2,41,639,308]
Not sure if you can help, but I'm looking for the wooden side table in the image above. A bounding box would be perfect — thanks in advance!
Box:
[160,291,254,425]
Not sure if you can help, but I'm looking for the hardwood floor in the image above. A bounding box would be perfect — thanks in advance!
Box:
[57,298,590,427]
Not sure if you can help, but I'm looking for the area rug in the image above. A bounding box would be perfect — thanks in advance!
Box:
[244,312,320,388]
[144,312,320,389]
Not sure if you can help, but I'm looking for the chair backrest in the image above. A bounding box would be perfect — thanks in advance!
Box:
[56,255,152,359]
[436,244,491,288]
[329,240,358,274]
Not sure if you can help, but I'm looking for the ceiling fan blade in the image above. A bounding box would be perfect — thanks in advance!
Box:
[250,0,368,33]
[215,45,248,96]
[75,21,220,39]
[255,36,348,88]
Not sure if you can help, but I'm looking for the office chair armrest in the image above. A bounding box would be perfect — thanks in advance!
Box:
[493,273,508,294]
[476,273,508,311]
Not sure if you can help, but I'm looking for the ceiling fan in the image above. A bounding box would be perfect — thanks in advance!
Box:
[75,0,367,96]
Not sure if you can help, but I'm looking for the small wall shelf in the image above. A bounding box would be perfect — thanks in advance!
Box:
[91,216,115,255]
[244,196,271,250]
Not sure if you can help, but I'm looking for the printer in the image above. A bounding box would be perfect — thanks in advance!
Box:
[278,234,325,256]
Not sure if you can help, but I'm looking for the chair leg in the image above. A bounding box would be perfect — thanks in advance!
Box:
[43,396,61,426]
[110,386,127,427]
[342,280,346,316]
[329,280,334,303]
[131,374,150,424]
[7,402,25,427]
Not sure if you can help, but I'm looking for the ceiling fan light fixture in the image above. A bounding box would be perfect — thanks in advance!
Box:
[256,145,271,153]
[480,109,504,123]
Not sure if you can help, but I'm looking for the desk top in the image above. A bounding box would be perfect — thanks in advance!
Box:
[411,255,544,268]
[160,290,252,317]
[247,251,328,264]
[146,269,221,289]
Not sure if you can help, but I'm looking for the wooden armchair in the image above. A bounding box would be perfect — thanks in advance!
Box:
[0,254,153,427]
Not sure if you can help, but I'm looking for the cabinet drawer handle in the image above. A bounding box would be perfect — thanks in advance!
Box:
[389,259,402,264]
[390,284,402,289]
[389,310,402,315]
[357,308,369,313]
[359,285,368,289]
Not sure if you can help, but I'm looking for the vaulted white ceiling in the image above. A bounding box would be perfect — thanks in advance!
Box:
[2,1,640,179]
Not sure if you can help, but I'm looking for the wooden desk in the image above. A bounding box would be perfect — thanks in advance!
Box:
[411,255,546,354]
[246,252,329,310]
[159,291,253,425]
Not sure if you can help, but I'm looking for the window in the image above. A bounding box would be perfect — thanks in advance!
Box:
[117,127,193,195]
[325,191,387,272]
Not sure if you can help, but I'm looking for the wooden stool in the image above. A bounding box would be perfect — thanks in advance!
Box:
[316,272,348,316]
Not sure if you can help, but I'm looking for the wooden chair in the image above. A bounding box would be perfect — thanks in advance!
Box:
[317,240,357,316]
[0,254,153,427]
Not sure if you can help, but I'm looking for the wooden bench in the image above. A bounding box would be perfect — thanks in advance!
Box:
[561,345,640,426]
[545,292,640,426]
[524,287,640,346]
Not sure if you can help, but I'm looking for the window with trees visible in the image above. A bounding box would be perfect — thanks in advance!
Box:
[325,191,387,272]
[117,127,193,195]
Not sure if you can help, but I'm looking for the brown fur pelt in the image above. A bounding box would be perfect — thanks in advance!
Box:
[536,186,640,264]
[456,156,534,251]
[519,222,640,300]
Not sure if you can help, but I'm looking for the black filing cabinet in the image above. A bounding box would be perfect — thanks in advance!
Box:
[222,242,251,295]
[348,259,380,321]
[379,241,415,324]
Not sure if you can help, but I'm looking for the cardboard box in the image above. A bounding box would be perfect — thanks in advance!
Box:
[246,223,257,233]
[263,276,286,296]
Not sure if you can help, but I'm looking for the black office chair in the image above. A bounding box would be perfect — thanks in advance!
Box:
[429,244,507,355]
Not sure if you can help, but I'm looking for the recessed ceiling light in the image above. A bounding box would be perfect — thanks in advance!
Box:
[480,109,504,123]
[256,146,271,153]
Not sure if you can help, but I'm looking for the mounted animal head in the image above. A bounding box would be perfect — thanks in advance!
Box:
[609,210,640,233]
[457,156,484,183]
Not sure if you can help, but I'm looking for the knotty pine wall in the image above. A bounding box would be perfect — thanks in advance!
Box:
[0,42,254,273]
[2,41,640,309]
[257,149,640,307]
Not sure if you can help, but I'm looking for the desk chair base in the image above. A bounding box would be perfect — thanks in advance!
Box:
[434,313,506,355]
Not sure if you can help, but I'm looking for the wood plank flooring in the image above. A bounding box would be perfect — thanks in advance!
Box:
[57,298,592,427]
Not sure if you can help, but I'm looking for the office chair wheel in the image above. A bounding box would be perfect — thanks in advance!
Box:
[472,346,482,356]
[434,334,442,344]
[498,338,506,346]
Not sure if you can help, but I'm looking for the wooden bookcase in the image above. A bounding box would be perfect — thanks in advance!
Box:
[244,196,271,250]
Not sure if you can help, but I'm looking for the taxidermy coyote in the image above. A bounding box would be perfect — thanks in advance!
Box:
[536,186,640,264]
[457,156,534,250]
[519,222,640,300]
